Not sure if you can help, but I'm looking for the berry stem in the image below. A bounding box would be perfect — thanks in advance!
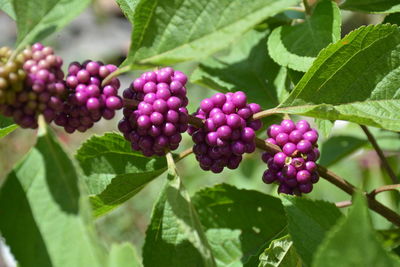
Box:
[101,65,132,86]
[122,98,400,226]
[252,108,279,120]
[166,151,178,177]
[360,125,399,184]
[38,115,47,136]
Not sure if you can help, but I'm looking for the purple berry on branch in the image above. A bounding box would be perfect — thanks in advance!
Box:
[119,68,189,156]
[189,91,262,173]
[55,60,122,133]
[262,119,320,195]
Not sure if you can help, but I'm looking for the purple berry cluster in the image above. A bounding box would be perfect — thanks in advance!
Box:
[0,43,66,128]
[188,91,262,173]
[55,61,122,133]
[262,120,320,195]
[118,68,189,157]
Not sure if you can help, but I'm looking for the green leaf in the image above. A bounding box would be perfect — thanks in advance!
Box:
[282,195,342,266]
[124,0,300,67]
[259,235,302,267]
[312,193,400,267]
[142,160,216,267]
[384,13,400,25]
[341,0,400,13]
[378,229,400,251]
[268,0,341,72]
[191,29,289,109]
[0,0,15,19]
[277,24,400,132]
[314,119,334,138]
[0,115,18,138]
[0,126,104,267]
[13,0,91,50]
[287,68,304,85]
[319,135,367,167]
[75,133,168,217]
[116,0,139,23]
[192,184,288,266]
[109,243,142,267]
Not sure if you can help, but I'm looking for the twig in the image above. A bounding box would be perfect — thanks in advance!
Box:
[368,184,400,199]
[122,98,400,226]
[175,147,193,163]
[335,200,352,208]
[360,125,399,183]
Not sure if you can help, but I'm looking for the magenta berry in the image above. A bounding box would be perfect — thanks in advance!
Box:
[119,68,188,156]
[282,142,297,156]
[273,152,287,167]
[54,60,122,133]
[262,119,320,195]
[189,91,262,173]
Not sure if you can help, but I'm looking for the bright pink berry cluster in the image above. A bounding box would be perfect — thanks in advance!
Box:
[119,68,189,156]
[1,43,66,128]
[262,119,320,195]
[188,91,262,173]
[54,61,122,133]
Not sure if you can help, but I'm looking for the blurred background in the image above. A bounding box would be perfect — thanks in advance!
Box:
[0,1,398,265]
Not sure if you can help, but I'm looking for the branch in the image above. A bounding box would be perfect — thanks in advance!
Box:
[122,98,400,226]
[360,125,399,183]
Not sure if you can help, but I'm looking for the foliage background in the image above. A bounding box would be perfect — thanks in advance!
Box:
[0,0,399,266]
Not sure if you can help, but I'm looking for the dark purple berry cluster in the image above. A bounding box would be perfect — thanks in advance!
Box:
[188,91,262,173]
[119,68,189,157]
[0,43,66,128]
[262,119,320,195]
[55,61,122,133]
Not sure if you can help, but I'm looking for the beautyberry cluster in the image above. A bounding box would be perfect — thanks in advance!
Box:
[55,61,122,133]
[0,47,26,104]
[188,91,262,173]
[0,43,66,128]
[119,68,189,156]
[262,119,320,195]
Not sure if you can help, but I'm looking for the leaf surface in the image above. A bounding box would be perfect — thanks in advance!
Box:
[76,133,168,217]
[268,0,341,72]
[0,127,104,267]
[276,24,400,131]
[124,0,300,66]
